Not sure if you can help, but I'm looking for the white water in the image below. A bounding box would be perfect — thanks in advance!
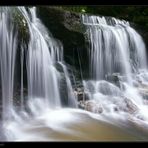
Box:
[58,62,77,108]
[82,14,148,124]
[20,45,24,110]
[82,15,147,82]
[0,8,17,121]
[0,7,77,140]
[20,7,62,108]
[3,107,148,141]
[1,7,148,141]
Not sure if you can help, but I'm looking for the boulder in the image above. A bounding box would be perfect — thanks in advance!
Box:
[84,100,103,114]
[122,98,139,114]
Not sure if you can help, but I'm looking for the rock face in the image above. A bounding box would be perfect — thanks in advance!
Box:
[37,7,89,79]
[74,87,89,102]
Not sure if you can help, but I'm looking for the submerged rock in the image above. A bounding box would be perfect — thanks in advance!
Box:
[78,100,103,114]
[122,98,139,114]
[97,80,122,97]
[105,73,120,87]
[84,100,103,114]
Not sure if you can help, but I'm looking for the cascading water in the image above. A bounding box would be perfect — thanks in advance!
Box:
[0,7,77,141]
[1,7,148,141]
[0,8,17,121]
[82,14,148,121]
[58,62,77,108]
[18,7,77,109]
[82,15,147,82]
[19,7,62,108]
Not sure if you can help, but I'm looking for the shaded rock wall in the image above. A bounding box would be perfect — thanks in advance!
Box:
[37,6,90,80]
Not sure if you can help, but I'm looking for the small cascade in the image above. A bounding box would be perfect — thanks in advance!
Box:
[18,7,77,109]
[58,62,77,108]
[19,7,62,108]
[82,15,147,83]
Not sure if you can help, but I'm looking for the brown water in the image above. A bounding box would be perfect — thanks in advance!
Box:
[5,109,148,141]
[23,117,141,141]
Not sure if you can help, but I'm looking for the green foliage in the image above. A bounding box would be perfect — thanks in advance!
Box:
[12,8,29,43]
[58,6,87,13]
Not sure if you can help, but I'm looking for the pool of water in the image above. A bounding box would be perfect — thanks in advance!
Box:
[2,108,148,141]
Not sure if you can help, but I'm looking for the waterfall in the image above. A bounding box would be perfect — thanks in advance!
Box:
[82,14,148,119]
[82,15,147,83]
[58,62,77,108]
[1,7,148,141]
[0,6,77,124]
[19,7,62,108]
[19,7,76,109]
[0,8,17,121]
[20,45,24,110]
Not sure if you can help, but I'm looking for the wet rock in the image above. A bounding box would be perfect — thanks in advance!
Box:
[78,100,103,114]
[13,88,28,107]
[97,80,122,97]
[138,87,148,99]
[78,100,85,109]
[37,6,89,80]
[105,73,121,87]
[133,80,148,99]
[105,73,120,81]
[143,99,148,105]
[136,114,145,121]
[114,106,119,112]
[122,98,139,114]
[76,92,89,101]
[74,87,89,101]
[84,100,103,114]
